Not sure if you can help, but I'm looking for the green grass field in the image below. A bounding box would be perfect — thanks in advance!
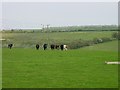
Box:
[2,40,118,88]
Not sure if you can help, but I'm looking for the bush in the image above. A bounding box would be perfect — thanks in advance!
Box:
[112,32,120,40]
[101,37,112,42]
[93,38,103,44]
[68,40,94,49]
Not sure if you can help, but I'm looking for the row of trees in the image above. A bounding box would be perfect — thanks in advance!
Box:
[1,25,118,33]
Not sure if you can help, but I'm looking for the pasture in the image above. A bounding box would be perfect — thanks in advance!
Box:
[2,40,118,88]
[2,31,115,48]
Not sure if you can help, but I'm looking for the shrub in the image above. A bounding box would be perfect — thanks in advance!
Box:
[112,32,120,40]
[68,40,94,49]
[93,38,103,44]
[101,37,112,42]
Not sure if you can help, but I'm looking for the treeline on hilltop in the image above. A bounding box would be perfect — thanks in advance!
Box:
[1,25,118,33]
[49,25,118,32]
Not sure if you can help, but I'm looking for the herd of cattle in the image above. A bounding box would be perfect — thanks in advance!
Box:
[8,43,68,50]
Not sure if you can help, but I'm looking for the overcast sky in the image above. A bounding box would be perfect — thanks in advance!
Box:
[1,1,118,29]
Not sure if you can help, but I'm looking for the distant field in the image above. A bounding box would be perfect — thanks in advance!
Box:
[80,40,118,52]
[2,31,116,48]
[2,40,118,88]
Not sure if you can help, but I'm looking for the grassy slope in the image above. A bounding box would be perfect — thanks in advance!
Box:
[2,41,118,88]
[2,32,115,48]
[80,40,118,52]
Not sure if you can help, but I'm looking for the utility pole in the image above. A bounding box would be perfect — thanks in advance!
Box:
[41,24,50,47]
[46,24,50,30]
[46,24,50,45]
[41,24,45,31]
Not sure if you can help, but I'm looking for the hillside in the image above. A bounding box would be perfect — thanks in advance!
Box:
[2,31,117,48]
[80,40,118,52]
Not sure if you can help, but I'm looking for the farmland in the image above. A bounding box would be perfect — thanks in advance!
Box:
[2,41,118,88]
[2,31,117,48]
[1,30,119,88]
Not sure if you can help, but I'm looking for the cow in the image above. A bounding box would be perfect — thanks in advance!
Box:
[50,44,60,50]
[36,44,40,50]
[8,44,13,49]
[55,45,60,50]
[60,45,64,50]
[60,45,68,51]
[50,44,55,50]
[43,44,48,50]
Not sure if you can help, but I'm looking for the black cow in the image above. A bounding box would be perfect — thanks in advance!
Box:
[8,44,13,49]
[60,45,64,50]
[43,44,48,50]
[50,44,55,50]
[50,44,60,50]
[36,44,40,50]
[55,45,60,50]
